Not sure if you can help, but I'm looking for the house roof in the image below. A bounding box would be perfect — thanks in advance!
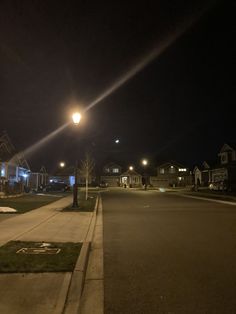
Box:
[157,160,187,169]
[121,170,142,176]
[219,142,236,153]
[0,131,30,170]
[103,162,121,169]
[0,131,17,162]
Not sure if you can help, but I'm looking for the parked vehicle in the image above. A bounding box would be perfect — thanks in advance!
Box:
[99,181,108,188]
[44,182,70,192]
[209,181,227,191]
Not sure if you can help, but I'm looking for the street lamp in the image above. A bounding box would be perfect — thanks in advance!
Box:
[142,159,148,166]
[59,162,65,168]
[72,112,82,208]
[129,166,134,171]
[72,112,81,125]
[141,159,148,190]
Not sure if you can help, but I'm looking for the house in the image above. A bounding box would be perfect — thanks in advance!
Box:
[0,131,30,194]
[210,143,236,190]
[193,161,211,186]
[100,162,122,186]
[120,169,142,187]
[150,161,192,187]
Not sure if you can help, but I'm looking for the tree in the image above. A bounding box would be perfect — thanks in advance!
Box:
[79,153,95,200]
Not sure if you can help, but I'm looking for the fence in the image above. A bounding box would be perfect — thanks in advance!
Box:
[0,181,24,195]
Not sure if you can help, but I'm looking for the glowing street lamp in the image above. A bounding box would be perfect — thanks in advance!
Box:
[72,112,81,125]
[142,159,148,166]
[129,166,134,171]
[59,162,65,168]
[72,112,82,208]
[141,159,148,190]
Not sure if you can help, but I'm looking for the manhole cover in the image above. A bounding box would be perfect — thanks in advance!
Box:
[16,248,61,254]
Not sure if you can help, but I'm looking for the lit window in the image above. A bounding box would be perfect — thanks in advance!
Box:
[113,168,119,173]
[179,168,187,172]
[160,168,165,174]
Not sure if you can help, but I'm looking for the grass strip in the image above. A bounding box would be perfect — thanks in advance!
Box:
[0,194,67,214]
[0,241,82,273]
[63,192,97,212]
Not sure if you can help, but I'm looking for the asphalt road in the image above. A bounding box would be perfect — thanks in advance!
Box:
[102,189,236,314]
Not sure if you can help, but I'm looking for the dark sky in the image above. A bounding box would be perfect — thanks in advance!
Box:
[0,0,235,173]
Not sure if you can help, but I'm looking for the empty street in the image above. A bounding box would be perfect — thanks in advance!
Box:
[102,189,236,314]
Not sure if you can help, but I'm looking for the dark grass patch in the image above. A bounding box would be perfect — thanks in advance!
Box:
[63,192,97,212]
[0,194,66,214]
[0,241,82,273]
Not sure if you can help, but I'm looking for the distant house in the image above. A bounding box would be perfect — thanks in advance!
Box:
[193,161,211,186]
[150,161,192,187]
[210,143,236,190]
[120,169,142,187]
[0,131,30,194]
[100,162,122,186]
[49,166,75,186]
[29,166,48,190]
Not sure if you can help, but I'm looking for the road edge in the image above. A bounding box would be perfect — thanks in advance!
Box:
[63,195,100,314]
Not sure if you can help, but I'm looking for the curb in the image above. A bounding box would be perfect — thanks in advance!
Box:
[63,195,100,314]
[177,193,236,206]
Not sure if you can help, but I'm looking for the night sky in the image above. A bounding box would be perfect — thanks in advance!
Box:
[0,0,235,173]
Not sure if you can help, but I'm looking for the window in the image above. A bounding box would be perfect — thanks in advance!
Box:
[113,168,119,173]
[160,168,165,174]
[221,153,228,164]
[179,168,187,172]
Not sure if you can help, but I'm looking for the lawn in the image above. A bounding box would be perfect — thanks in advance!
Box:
[0,241,82,272]
[0,193,66,213]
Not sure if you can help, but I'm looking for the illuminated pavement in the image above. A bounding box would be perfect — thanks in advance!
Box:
[102,189,236,314]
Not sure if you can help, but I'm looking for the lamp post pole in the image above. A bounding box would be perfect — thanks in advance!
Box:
[71,112,82,209]
[142,159,148,190]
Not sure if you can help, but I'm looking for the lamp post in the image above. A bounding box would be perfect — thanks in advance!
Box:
[59,161,65,168]
[141,159,148,190]
[72,112,81,208]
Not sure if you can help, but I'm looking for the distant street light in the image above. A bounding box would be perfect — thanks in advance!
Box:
[59,162,65,168]
[142,159,148,166]
[72,112,82,208]
[141,159,148,190]
[115,139,120,144]
[129,166,134,171]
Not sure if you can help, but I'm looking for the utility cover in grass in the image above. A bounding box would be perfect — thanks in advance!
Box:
[0,241,82,273]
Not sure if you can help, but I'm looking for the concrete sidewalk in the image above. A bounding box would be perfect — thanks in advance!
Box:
[0,195,95,314]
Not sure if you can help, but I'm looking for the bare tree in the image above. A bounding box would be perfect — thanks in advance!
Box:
[79,153,95,200]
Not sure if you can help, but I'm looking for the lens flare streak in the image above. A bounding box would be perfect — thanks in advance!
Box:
[85,3,213,112]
